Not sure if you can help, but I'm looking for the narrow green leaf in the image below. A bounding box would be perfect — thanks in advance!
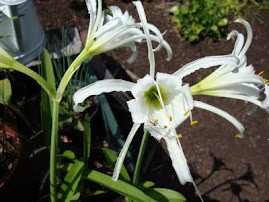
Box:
[83,169,150,202]
[144,188,186,202]
[0,78,12,105]
[57,160,84,201]
[89,190,106,196]
[40,49,56,147]
[103,148,131,182]
[83,114,91,167]
[137,181,155,190]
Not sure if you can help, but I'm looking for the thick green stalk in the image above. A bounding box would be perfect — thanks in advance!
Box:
[132,131,149,185]
[50,100,60,202]
[56,49,89,101]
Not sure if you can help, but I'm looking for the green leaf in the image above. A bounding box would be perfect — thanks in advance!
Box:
[137,181,155,190]
[0,78,12,105]
[83,114,91,167]
[83,169,150,202]
[144,188,186,202]
[103,148,131,182]
[57,160,85,201]
[40,49,56,147]
[218,18,228,26]
[89,190,106,196]
[62,150,77,161]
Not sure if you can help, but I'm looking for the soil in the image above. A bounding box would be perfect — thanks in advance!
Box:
[13,0,269,201]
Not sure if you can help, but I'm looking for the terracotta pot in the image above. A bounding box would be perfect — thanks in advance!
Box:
[0,124,22,188]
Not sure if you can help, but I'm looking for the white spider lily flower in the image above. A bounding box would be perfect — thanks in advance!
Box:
[185,19,269,109]
[84,0,172,63]
[73,2,242,200]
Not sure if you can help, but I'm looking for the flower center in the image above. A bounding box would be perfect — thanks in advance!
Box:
[144,85,166,109]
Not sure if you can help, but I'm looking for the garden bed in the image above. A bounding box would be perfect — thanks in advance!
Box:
[14,0,269,201]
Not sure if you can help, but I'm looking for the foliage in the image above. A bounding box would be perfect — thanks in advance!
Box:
[170,0,229,42]
[170,0,269,42]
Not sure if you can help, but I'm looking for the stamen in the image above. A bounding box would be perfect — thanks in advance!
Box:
[258,71,264,76]
[163,125,167,129]
[150,121,157,126]
[178,133,182,138]
[190,121,198,126]
[184,109,190,116]
[154,119,158,123]
[169,115,172,122]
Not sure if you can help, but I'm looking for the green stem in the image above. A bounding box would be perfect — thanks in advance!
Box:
[132,131,149,186]
[56,49,89,101]
[50,100,60,202]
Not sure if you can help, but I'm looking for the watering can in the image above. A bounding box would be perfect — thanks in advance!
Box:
[0,0,45,64]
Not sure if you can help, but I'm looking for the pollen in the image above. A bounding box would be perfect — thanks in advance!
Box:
[190,121,198,126]
[235,133,244,138]
[154,119,158,123]
[169,115,172,122]
[258,71,264,76]
[184,109,190,116]
[163,125,168,129]
[178,133,182,138]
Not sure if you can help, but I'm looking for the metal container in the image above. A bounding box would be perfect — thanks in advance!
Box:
[0,0,45,64]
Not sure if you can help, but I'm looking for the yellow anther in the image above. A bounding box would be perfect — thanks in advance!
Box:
[184,109,190,116]
[163,125,168,129]
[153,119,158,122]
[169,115,172,122]
[190,121,198,126]
[235,134,244,138]
[178,133,182,138]
[258,71,264,76]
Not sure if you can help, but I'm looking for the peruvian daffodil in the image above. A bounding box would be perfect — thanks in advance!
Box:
[83,0,171,63]
[73,2,241,200]
[189,19,269,111]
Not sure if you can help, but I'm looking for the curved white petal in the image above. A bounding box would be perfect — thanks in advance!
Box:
[112,123,141,181]
[262,84,269,108]
[227,31,244,56]
[133,1,155,77]
[131,74,155,98]
[73,79,134,107]
[194,101,245,135]
[173,55,239,79]
[235,18,253,59]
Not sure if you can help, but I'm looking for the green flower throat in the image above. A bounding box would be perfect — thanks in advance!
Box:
[144,85,167,109]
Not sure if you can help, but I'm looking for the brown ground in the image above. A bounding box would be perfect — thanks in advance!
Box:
[33,0,269,201]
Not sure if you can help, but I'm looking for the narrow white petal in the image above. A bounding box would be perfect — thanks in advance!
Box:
[173,55,239,79]
[112,123,141,181]
[182,84,194,110]
[73,79,134,106]
[163,135,193,185]
[227,31,244,56]
[133,1,155,78]
[131,75,155,99]
[235,18,253,59]
[194,101,245,134]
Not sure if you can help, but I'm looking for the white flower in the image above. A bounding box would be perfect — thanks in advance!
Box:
[84,0,172,63]
[73,2,241,200]
[186,19,269,110]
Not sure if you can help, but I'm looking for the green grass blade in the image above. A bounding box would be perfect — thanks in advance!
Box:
[83,114,91,167]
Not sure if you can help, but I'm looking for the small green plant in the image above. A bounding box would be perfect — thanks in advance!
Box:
[170,0,228,42]
[170,0,269,42]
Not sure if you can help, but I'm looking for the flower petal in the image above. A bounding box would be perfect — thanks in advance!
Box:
[163,135,193,185]
[131,74,155,99]
[73,79,134,111]
[133,1,155,77]
[173,55,239,79]
[193,101,245,135]
[127,99,147,123]
[112,123,141,181]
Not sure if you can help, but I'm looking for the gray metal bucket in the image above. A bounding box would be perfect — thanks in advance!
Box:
[0,0,45,64]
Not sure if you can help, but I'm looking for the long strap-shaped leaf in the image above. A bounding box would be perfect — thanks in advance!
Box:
[83,169,150,202]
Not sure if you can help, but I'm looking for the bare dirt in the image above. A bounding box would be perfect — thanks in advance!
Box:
[31,0,269,201]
